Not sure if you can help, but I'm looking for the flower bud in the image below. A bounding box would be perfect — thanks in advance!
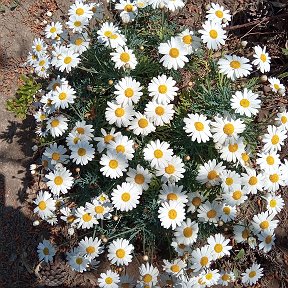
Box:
[159,1,165,9]
[30,164,37,170]
[143,255,149,261]
[113,215,119,221]
[32,145,38,151]
[108,79,114,85]
[140,46,144,50]
[241,40,248,48]
[185,155,191,161]
[46,11,52,17]
[218,220,224,226]
[33,220,40,226]
[260,75,268,83]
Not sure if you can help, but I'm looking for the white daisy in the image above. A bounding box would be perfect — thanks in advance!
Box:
[177,29,201,54]
[163,0,184,12]
[66,15,89,33]
[207,233,232,259]
[206,3,231,24]
[275,110,288,130]
[233,224,251,243]
[68,32,90,54]
[220,169,242,192]
[138,262,159,286]
[111,46,137,70]
[57,48,80,73]
[72,120,94,141]
[46,115,68,138]
[45,21,63,39]
[252,211,279,234]
[107,134,135,161]
[256,151,281,172]
[98,270,120,288]
[252,45,271,73]
[268,77,285,94]
[37,239,56,263]
[70,141,95,165]
[75,206,98,229]
[190,245,214,272]
[78,236,104,260]
[94,128,121,153]
[67,248,90,272]
[126,165,153,192]
[43,143,68,165]
[218,271,235,286]
[258,231,275,252]
[86,199,112,220]
[219,203,237,222]
[107,238,134,266]
[52,84,77,109]
[174,218,199,245]
[262,170,286,192]
[163,258,186,276]
[262,125,287,152]
[241,263,263,286]
[222,185,247,206]
[68,0,94,19]
[32,38,47,56]
[115,0,138,22]
[241,168,264,195]
[199,269,220,287]
[219,137,246,163]
[197,201,221,224]
[186,191,207,213]
[34,190,56,219]
[129,112,156,136]
[159,183,188,205]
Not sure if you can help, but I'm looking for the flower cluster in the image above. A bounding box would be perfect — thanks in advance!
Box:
[28,0,288,287]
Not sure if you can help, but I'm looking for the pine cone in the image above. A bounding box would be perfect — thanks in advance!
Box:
[36,259,70,287]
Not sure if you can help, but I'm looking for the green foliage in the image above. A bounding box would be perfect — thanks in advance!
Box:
[6,75,41,119]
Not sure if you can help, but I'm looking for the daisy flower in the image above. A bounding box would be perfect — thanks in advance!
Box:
[111,182,140,211]
[258,231,275,253]
[218,54,252,81]
[252,45,271,73]
[94,128,121,153]
[57,48,80,73]
[177,29,201,54]
[100,151,129,179]
[98,270,120,288]
[68,33,90,54]
[164,0,185,12]
[233,224,251,243]
[143,139,173,168]
[183,113,212,143]
[241,168,264,194]
[252,211,279,234]
[86,199,112,220]
[190,245,213,272]
[200,269,220,287]
[199,20,227,50]
[115,0,138,22]
[107,238,134,266]
[129,112,156,136]
[52,84,76,109]
[45,21,63,39]
[66,132,86,148]
[268,77,286,93]
[197,201,221,224]
[34,190,56,219]
[220,169,242,192]
[72,120,94,141]
[171,240,192,257]
[32,38,47,56]
[111,46,137,70]
[78,236,104,260]
[262,170,286,192]
[46,115,68,138]
[206,3,231,24]
[219,203,237,222]
[148,74,179,104]
[196,159,226,186]
[70,141,95,165]
[75,206,98,229]
[68,0,94,19]
[163,259,186,276]
[46,167,74,195]
[241,263,263,286]
[138,262,159,286]
[67,248,90,272]
[186,191,207,213]
[33,55,50,73]
[174,218,199,245]
[43,143,68,165]
[218,271,235,286]
[37,239,56,263]
[66,15,89,33]
[126,165,153,192]
[219,137,246,163]
[275,110,288,130]
[156,155,185,183]
[144,101,175,126]
[159,183,188,205]
[114,76,143,106]
[222,185,247,206]
[256,151,280,172]
[105,101,135,127]
[158,200,186,229]
[34,110,48,123]
[107,134,135,161]
[207,233,232,259]
[262,125,287,152]
[158,37,189,70]
[210,114,246,144]
[230,88,261,117]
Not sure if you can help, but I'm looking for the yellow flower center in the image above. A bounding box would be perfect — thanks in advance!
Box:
[228,143,238,152]
[64,56,72,64]
[274,84,280,90]
[223,206,231,215]
[265,235,272,244]
[169,48,180,58]
[222,274,231,281]
[40,114,46,121]
[104,134,114,143]
[78,148,86,156]
[271,135,279,145]
[52,152,61,161]
[230,60,241,69]
[38,201,47,210]
[143,274,152,283]
[266,155,275,165]
[67,215,76,223]
[59,92,67,100]
[249,271,256,278]
[36,44,42,52]
[214,244,223,253]
[134,174,145,184]
[270,199,277,208]
[206,273,213,280]
[105,277,113,284]
[121,192,131,202]
[232,190,242,200]
[109,160,118,169]
[215,10,223,18]
[260,220,269,229]
[124,4,134,12]
[73,137,80,144]
[154,149,163,158]
[209,29,218,39]
[116,144,125,153]
[74,21,82,27]
[182,35,192,44]
[207,209,216,218]
[138,118,148,128]
[86,246,95,254]
[76,127,85,134]
[207,170,218,180]
[167,193,178,200]
[194,121,204,131]
[75,38,83,46]
[260,53,267,62]
[192,196,201,207]
[124,88,134,98]
[223,123,235,135]
[165,164,175,174]
[82,213,92,222]
[242,229,250,239]
[269,173,279,183]
[95,205,104,214]
[240,99,250,108]
[116,248,126,258]
[43,247,50,255]
[50,27,56,33]
[110,34,118,39]
[200,256,208,266]
[120,52,130,63]
[115,107,125,117]
[76,7,85,16]
[168,209,177,219]
[249,176,258,185]
[171,264,180,273]
[242,153,249,162]
[104,30,112,37]
[225,177,234,186]
[281,116,287,124]
[39,60,46,66]
[158,84,168,94]
[155,106,165,116]
[54,176,63,185]
[183,227,193,237]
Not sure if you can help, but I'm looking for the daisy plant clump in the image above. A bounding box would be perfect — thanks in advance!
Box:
[27,0,288,286]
